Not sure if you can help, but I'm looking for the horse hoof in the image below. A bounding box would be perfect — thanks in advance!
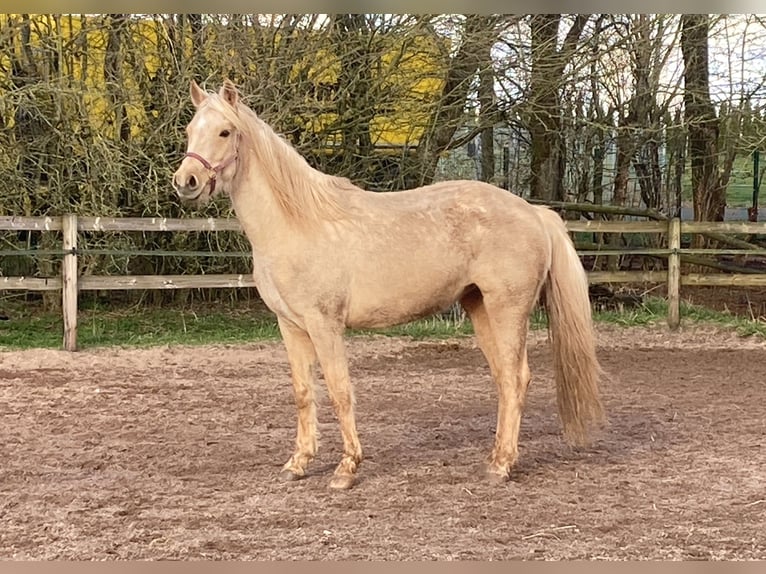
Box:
[329,474,356,490]
[279,468,304,482]
[486,468,510,484]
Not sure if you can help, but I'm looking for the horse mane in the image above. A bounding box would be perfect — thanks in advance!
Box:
[204,93,362,227]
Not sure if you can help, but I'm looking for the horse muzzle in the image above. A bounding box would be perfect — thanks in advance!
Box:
[172,170,203,201]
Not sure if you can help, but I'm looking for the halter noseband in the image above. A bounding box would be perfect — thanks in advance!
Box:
[183,145,238,195]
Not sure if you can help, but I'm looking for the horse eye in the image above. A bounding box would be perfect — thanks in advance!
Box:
[219,129,231,138]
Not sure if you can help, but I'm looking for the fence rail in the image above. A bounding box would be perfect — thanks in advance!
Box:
[2,214,766,351]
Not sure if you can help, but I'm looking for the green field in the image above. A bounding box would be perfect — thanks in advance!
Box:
[1,297,764,351]
[683,155,760,208]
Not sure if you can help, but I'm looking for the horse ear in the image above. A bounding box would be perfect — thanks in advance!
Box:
[190,80,207,108]
[220,79,239,108]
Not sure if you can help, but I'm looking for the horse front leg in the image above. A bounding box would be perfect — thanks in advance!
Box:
[277,317,319,481]
[306,320,363,490]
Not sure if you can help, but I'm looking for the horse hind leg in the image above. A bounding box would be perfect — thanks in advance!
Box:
[277,317,320,481]
[461,289,499,381]
[462,288,535,483]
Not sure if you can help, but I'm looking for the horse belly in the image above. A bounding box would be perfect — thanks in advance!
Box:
[346,265,466,329]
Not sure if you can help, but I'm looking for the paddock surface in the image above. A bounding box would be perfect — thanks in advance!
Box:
[1,325,764,560]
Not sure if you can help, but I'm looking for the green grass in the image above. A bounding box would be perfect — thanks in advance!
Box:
[354,316,475,340]
[594,297,766,337]
[685,181,755,208]
[680,155,758,208]
[1,297,763,351]
[727,182,756,207]
[0,305,281,350]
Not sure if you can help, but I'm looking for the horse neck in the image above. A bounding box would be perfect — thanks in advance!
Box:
[229,160,289,251]
[232,113,353,245]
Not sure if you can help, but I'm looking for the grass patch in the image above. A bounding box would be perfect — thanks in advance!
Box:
[0,304,281,350]
[594,297,766,337]
[592,297,669,326]
[353,316,475,340]
[1,297,763,351]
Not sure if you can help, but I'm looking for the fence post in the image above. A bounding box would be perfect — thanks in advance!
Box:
[62,213,79,351]
[667,217,681,330]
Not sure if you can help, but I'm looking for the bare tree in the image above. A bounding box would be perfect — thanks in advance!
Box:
[416,15,502,186]
[478,36,496,183]
[681,14,726,222]
[6,12,766,306]
[527,14,590,201]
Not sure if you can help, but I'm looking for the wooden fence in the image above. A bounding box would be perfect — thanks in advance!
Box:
[2,214,766,351]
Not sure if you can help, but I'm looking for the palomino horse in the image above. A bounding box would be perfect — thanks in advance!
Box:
[173,80,604,490]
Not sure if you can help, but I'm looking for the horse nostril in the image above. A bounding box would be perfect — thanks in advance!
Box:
[188,175,198,189]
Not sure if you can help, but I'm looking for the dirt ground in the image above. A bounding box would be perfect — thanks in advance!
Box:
[0,323,764,560]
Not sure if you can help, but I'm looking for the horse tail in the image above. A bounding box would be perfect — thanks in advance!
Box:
[536,206,605,445]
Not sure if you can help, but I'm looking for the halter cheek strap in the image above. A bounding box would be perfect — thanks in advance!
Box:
[183,146,238,195]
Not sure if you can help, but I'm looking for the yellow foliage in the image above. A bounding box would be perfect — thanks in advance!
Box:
[0,14,169,138]
[0,14,445,149]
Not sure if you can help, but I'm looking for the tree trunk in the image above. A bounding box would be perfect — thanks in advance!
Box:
[331,14,375,188]
[478,40,495,183]
[612,108,635,208]
[528,14,562,201]
[669,109,687,218]
[591,138,606,206]
[631,15,663,212]
[681,14,726,223]
[528,14,589,201]
[416,15,498,186]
